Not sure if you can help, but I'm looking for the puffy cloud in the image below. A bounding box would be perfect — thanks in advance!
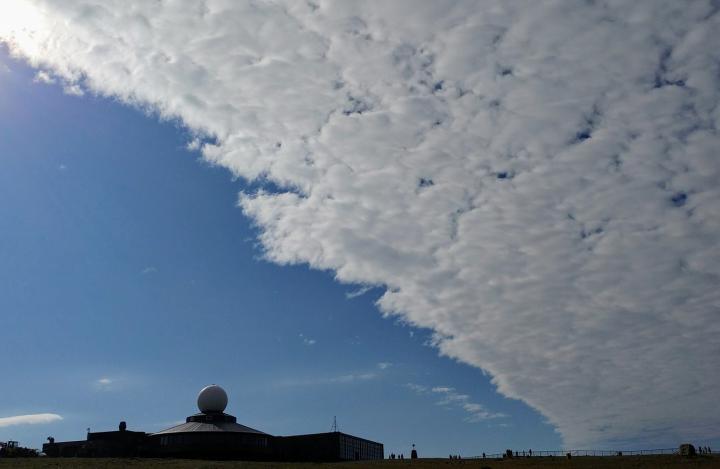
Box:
[1,0,719,447]
[0,413,62,428]
[32,69,54,84]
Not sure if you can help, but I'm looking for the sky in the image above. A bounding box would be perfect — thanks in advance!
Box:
[0,0,719,455]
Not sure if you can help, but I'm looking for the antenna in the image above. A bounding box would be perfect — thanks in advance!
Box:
[330,416,338,432]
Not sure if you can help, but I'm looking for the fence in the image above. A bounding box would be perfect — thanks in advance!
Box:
[469,447,678,459]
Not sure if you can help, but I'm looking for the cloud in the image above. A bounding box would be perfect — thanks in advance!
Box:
[408,383,505,422]
[377,362,392,370]
[140,266,157,275]
[94,377,115,391]
[33,69,54,84]
[298,333,316,346]
[62,83,83,96]
[345,285,372,299]
[0,413,62,428]
[405,383,427,394]
[1,0,719,447]
[279,372,377,388]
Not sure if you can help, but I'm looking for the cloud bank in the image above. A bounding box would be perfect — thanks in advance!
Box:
[0,414,62,428]
[1,0,719,447]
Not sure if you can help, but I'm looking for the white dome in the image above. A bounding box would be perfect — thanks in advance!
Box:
[197,384,228,413]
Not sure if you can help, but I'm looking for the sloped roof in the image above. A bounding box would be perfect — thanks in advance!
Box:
[153,420,267,435]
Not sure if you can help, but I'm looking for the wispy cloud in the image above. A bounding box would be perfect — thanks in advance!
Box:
[279,372,377,388]
[377,362,392,370]
[406,383,427,394]
[326,373,376,384]
[94,377,114,391]
[0,413,62,428]
[345,285,372,299]
[298,333,316,346]
[407,383,506,423]
[140,266,157,275]
[62,83,83,96]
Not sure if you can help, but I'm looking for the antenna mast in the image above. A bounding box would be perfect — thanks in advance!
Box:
[330,416,338,432]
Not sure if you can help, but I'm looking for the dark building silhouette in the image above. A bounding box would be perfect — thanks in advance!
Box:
[43,384,383,462]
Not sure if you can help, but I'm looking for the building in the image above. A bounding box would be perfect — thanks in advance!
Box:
[151,385,272,460]
[275,431,385,461]
[43,384,383,461]
[42,422,152,458]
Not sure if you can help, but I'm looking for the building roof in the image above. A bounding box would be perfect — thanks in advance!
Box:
[153,421,267,435]
[152,413,267,436]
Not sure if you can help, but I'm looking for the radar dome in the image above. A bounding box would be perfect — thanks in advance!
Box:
[197,384,228,413]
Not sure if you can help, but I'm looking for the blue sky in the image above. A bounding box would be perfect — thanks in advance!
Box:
[1,0,718,454]
[0,48,558,456]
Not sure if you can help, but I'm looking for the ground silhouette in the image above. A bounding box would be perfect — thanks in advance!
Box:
[1,455,719,468]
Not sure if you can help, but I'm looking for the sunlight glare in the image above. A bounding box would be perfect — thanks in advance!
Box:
[0,2,47,58]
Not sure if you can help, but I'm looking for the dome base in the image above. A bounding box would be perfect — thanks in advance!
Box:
[186,412,237,424]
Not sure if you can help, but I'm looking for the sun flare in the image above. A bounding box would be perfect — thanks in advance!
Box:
[0,2,47,58]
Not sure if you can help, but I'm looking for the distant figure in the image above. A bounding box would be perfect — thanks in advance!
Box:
[390,453,395,459]
[529,449,532,457]
[522,450,526,457]
[411,444,418,459]
[119,421,127,432]
[47,437,54,444]
[482,452,486,458]
[679,444,696,457]
[515,450,519,457]
[566,452,572,459]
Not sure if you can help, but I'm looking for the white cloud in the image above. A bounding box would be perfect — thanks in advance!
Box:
[0,413,62,428]
[408,383,505,422]
[405,383,427,394]
[1,0,719,448]
[94,377,114,391]
[280,372,377,387]
[345,285,372,299]
[377,362,392,370]
[140,266,157,275]
[33,69,54,84]
[62,83,83,96]
[298,333,316,346]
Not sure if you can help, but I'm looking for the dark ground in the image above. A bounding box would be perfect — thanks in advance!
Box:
[1,455,719,468]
